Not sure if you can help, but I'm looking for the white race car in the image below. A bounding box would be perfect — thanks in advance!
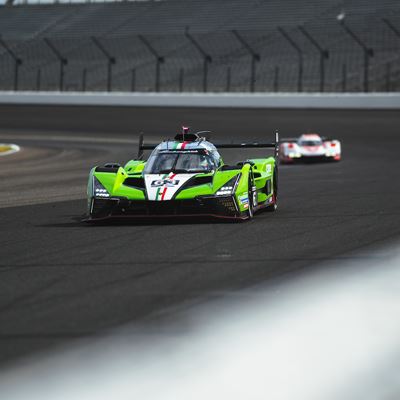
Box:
[279,133,341,163]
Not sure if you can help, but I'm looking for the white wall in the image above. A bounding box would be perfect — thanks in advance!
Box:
[1,91,400,109]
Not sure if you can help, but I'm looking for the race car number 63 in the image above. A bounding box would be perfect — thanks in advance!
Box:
[151,179,180,187]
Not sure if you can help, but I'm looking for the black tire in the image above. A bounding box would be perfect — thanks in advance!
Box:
[247,175,256,219]
[265,165,278,212]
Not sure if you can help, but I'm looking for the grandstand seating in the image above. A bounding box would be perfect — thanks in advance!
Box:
[0,0,399,92]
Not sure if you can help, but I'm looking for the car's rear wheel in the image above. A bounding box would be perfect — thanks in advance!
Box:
[265,165,278,212]
[247,175,256,219]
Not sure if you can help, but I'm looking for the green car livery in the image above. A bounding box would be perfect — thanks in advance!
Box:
[87,128,279,221]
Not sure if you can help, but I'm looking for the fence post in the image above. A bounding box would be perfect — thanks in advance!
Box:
[385,62,391,92]
[179,68,184,92]
[138,35,164,92]
[226,66,231,92]
[91,36,116,92]
[382,19,400,92]
[185,27,212,92]
[231,30,260,92]
[278,27,303,92]
[0,35,23,91]
[338,20,373,92]
[298,26,329,92]
[131,68,136,92]
[273,66,279,92]
[342,64,347,92]
[44,38,67,91]
[36,68,41,91]
[82,68,87,92]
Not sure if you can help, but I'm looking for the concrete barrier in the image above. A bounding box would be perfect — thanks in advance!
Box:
[1,91,400,109]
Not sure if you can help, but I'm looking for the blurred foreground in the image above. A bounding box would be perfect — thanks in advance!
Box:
[1,242,400,400]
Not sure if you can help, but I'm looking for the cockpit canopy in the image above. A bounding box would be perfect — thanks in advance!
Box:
[298,134,323,147]
[144,147,220,174]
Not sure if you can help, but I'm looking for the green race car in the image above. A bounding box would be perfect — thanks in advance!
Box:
[86,128,279,221]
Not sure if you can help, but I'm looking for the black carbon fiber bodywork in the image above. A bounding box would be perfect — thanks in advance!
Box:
[89,195,242,220]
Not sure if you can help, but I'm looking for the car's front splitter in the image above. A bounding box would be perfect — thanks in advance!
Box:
[84,212,248,223]
[87,196,247,221]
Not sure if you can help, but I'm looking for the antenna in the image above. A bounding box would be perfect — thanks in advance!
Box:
[196,130,211,140]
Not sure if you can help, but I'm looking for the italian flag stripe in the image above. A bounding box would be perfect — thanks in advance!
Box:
[156,173,169,201]
[161,172,178,201]
[172,141,189,150]
[161,172,176,200]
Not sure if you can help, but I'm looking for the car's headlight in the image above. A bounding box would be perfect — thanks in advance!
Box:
[216,175,239,196]
[93,176,110,198]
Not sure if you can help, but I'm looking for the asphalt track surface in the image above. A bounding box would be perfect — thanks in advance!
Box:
[0,105,399,367]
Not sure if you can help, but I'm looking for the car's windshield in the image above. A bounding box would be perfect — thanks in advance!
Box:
[299,140,322,146]
[144,151,217,174]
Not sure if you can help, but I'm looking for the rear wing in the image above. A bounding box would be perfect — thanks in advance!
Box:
[214,131,279,160]
[281,136,337,143]
[137,133,156,159]
[137,131,280,160]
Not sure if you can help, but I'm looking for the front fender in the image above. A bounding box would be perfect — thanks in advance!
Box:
[234,164,252,212]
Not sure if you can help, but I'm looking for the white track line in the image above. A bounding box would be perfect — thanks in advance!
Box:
[0,143,20,156]
[0,134,165,145]
[0,134,137,145]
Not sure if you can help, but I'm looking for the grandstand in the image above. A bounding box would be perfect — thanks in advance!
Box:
[0,0,399,92]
